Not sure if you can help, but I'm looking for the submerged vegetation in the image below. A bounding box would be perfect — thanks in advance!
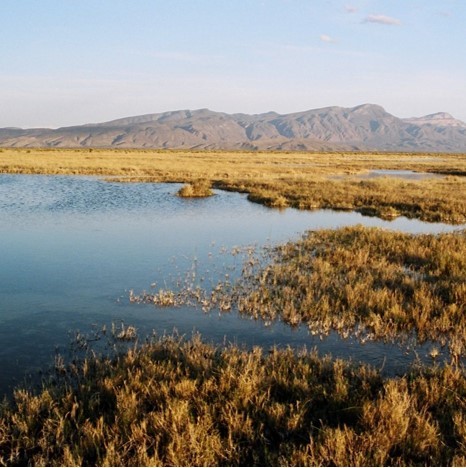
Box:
[1,148,465,223]
[1,334,466,466]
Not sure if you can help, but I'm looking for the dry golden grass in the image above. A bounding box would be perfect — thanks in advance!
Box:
[132,226,466,358]
[1,147,465,223]
[233,226,466,354]
[239,226,466,356]
[1,334,465,466]
[177,180,213,198]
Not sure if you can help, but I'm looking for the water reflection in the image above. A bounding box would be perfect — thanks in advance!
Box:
[0,175,463,396]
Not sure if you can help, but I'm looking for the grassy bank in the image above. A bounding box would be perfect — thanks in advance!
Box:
[1,148,465,223]
[1,334,465,466]
[132,226,466,358]
[236,227,466,354]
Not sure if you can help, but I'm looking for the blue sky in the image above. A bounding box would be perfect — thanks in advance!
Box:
[1,0,465,127]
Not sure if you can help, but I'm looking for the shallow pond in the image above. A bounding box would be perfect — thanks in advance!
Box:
[0,175,463,396]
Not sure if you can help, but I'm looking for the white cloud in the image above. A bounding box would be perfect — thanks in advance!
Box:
[320,34,336,43]
[363,14,401,26]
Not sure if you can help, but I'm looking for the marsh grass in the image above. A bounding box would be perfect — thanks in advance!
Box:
[239,175,466,223]
[237,226,466,353]
[232,227,466,361]
[134,227,466,359]
[177,180,213,198]
[0,334,465,466]
[1,148,465,223]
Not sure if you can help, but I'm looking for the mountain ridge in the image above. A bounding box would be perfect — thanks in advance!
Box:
[1,104,465,152]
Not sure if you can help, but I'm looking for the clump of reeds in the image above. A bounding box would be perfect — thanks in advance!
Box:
[130,244,258,313]
[114,322,137,341]
[177,180,213,198]
[0,333,465,466]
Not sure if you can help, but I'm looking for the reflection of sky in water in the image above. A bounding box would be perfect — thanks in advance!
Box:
[0,175,463,395]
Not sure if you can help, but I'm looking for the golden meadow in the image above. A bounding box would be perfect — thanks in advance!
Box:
[0,148,465,466]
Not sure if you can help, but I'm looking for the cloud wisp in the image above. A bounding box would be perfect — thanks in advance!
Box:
[363,14,401,26]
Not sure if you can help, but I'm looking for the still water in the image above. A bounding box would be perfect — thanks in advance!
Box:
[0,175,463,395]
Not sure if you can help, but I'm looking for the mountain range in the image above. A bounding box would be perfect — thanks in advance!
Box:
[1,104,466,152]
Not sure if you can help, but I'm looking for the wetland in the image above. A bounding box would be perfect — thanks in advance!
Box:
[0,149,465,466]
[3,173,462,395]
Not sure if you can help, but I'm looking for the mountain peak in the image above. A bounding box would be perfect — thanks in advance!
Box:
[427,112,454,119]
[404,112,466,128]
[353,103,385,110]
[351,103,388,114]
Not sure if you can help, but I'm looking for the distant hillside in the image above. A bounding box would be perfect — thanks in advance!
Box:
[1,104,466,152]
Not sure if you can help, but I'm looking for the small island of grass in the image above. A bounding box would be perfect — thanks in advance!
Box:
[177,181,213,198]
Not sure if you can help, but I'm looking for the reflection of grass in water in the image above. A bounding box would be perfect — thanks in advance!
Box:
[1,148,465,223]
[1,332,466,466]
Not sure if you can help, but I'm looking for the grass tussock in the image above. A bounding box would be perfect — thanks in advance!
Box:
[177,180,213,198]
[1,148,465,223]
[1,334,466,466]
[236,226,466,353]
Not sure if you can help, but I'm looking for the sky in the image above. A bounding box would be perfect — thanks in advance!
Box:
[1,0,465,128]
